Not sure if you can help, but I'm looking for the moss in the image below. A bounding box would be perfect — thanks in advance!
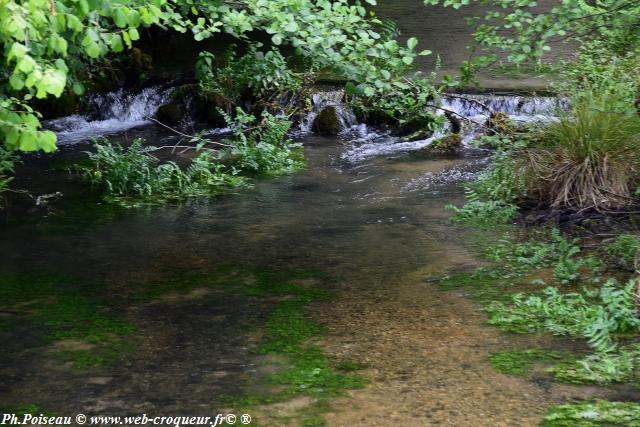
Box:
[541,401,640,427]
[0,404,55,416]
[421,134,462,154]
[488,349,567,376]
[312,106,343,135]
[437,268,516,305]
[129,265,328,302]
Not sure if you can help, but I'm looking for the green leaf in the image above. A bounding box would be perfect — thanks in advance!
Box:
[110,34,124,52]
[38,131,57,152]
[72,82,85,95]
[128,28,140,41]
[407,37,418,50]
[114,8,128,28]
[18,131,38,151]
[271,34,283,45]
[9,74,25,90]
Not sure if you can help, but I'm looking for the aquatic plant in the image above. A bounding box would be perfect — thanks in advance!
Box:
[448,151,525,227]
[607,234,640,270]
[549,345,640,385]
[486,278,640,353]
[542,400,640,427]
[79,139,246,206]
[221,109,305,176]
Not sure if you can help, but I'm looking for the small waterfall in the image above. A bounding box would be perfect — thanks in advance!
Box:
[299,89,357,134]
[341,93,564,162]
[45,86,172,145]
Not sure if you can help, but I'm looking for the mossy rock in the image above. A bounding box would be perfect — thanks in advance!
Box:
[155,103,184,125]
[353,107,399,128]
[312,106,343,135]
[169,84,231,127]
[32,90,80,120]
[402,128,433,142]
[420,133,462,155]
[485,112,513,136]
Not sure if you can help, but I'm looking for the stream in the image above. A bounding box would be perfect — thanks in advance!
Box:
[1,88,611,426]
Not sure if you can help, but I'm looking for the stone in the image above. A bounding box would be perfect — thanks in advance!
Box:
[313,106,343,135]
[155,103,184,125]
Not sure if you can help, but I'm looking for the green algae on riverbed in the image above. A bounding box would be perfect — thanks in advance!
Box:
[0,273,135,368]
[488,349,568,376]
[0,265,365,424]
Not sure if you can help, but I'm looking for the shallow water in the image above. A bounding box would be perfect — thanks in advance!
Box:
[3,122,625,424]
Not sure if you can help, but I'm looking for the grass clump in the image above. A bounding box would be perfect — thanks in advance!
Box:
[488,349,566,376]
[542,400,640,427]
[523,82,640,212]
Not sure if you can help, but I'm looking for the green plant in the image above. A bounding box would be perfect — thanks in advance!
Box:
[196,46,305,110]
[423,0,640,67]
[607,234,640,269]
[449,152,525,226]
[221,109,305,176]
[542,400,640,427]
[1,0,434,154]
[348,73,441,127]
[486,279,640,352]
[0,146,16,206]
[549,346,640,385]
[79,139,246,206]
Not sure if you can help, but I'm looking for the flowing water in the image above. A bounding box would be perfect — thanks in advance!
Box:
[2,87,619,425]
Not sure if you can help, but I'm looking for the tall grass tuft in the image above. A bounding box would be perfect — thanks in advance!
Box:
[524,85,640,212]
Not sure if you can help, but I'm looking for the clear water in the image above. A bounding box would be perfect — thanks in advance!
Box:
[2,67,585,422]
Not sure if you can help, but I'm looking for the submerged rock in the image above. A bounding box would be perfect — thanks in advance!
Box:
[420,134,462,155]
[313,106,343,135]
